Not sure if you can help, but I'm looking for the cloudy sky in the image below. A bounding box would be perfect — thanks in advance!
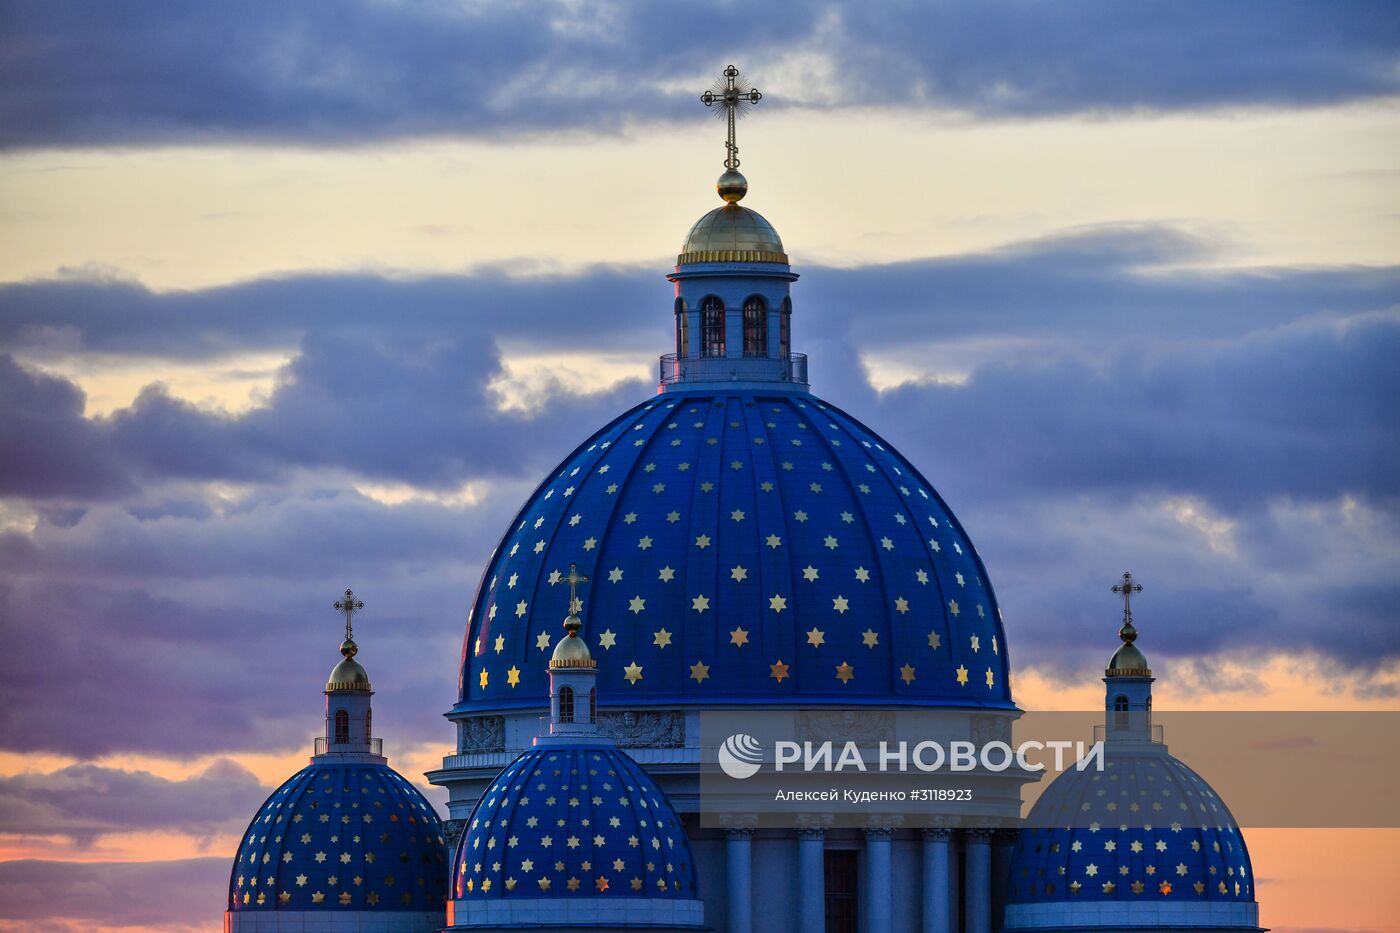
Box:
[1,2,1397,930]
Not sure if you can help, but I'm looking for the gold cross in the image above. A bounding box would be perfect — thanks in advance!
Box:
[700,64,762,171]
[1111,572,1143,624]
[564,564,589,615]
[334,588,364,642]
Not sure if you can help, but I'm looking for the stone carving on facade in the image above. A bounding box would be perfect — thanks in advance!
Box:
[970,713,1012,746]
[599,710,684,747]
[459,715,505,753]
[797,709,894,744]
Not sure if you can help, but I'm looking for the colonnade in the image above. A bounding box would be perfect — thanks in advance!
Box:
[722,826,1011,933]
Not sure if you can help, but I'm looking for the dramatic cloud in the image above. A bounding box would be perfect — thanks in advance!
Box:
[2,1,1397,149]
[0,857,224,930]
[0,760,266,845]
[0,225,1395,760]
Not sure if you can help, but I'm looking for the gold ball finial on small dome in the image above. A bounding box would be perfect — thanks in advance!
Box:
[717,169,748,203]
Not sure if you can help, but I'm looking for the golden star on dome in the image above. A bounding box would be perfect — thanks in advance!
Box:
[835,661,854,683]
[894,597,909,614]
[598,630,617,649]
[948,599,960,616]
[807,627,825,647]
[653,628,672,648]
[507,666,521,687]
[629,596,646,614]
[803,565,819,581]
[769,594,787,612]
[970,635,980,652]
[608,567,624,582]
[295,874,308,887]
[731,565,748,581]
[537,877,551,891]
[658,566,675,581]
[985,667,995,687]
[623,662,643,684]
[832,596,849,614]
[861,629,879,648]
[494,634,505,654]
[479,669,489,688]
[692,595,711,612]
[854,566,870,582]
[955,665,969,686]
[695,534,711,548]
[731,509,746,521]
[729,627,749,646]
[823,535,838,549]
[770,659,790,682]
[927,631,941,649]
[690,660,710,683]
[899,664,916,684]
[311,891,325,904]
[766,534,782,548]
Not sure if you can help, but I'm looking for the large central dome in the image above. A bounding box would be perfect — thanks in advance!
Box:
[454,389,1012,713]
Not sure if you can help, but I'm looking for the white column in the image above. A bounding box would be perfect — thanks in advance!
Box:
[965,830,992,933]
[726,827,753,933]
[864,827,893,933]
[921,829,951,933]
[797,828,825,933]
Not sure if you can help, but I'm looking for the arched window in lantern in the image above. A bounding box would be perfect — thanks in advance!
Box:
[700,296,725,358]
[779,297,792,359]
[674,297,689,357]
[742,295,768,357]
[558,686,575,723]
[334,709,350,744]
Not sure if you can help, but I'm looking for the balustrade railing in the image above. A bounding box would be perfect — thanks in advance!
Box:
[314,736,383,756]
[658,352,807,387]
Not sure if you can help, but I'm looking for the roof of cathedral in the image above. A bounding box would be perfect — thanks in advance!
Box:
[450,744,697,902]
[1008,750,1255,907]
[228,761,447,912]
[455,389,1013,713]
[678,203,787,264]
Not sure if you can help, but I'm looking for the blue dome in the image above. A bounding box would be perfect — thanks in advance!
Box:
[451,745,696,900]
[229,762,447,911]
[456,390,1012,711]
[1008,751,1255,907]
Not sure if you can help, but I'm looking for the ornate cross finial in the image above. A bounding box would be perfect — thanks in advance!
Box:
[701,64,762,172]
[1111,571,1143,632]
[564,564,589,617]
[334,588,364,644]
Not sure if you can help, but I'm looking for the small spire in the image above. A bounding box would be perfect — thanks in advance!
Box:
[551,564,596,670]
[699,64,762,203]
[334,587,364,657]
[1110,571,1142,645]
[327,588,372,692]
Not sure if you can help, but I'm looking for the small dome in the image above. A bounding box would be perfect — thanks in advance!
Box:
[1108,641,1151,676]
[678,205,787,264]
[328,638,372,692]
[1006,750,1257,927]
[451,745,697,902]
[549,623,595,669]
[328,655,371,692]
[228,762,447,912]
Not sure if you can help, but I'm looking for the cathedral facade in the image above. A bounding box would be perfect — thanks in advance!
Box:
[227,66,1261,933]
